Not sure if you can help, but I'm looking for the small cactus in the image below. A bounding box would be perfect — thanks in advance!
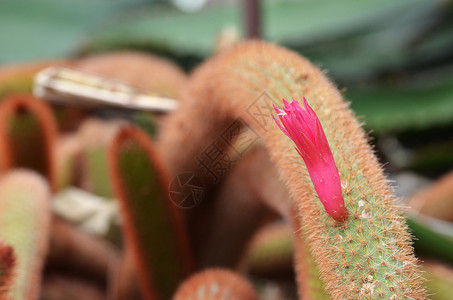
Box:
[109,126,194,300]
[172,269,258,300]
[0,170,52,300]
[0,95,57,190]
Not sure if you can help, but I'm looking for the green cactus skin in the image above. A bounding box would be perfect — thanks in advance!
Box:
[0,95,57,190]
[158,41,426,299]
[0,170,51,300]
[109,126,193,300]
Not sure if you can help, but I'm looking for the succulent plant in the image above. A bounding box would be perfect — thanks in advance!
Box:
[158,41,426,299]
[0,95,57,190]
[109,126,194,300]
[172,269,258,300]
[0,170,51,300]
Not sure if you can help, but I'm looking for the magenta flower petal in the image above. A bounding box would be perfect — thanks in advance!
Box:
[272,98,349,222]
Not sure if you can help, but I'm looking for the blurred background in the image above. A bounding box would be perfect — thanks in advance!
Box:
[2,0,453,299]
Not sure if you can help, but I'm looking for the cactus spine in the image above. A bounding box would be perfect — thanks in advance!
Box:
[109,126,193,300]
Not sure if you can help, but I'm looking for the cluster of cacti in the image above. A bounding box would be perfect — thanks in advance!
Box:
[2,41,453,300]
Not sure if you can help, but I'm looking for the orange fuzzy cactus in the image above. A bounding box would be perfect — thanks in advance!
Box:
[158,41,426,299]
[172,269,258,300]
[0,94,57,190]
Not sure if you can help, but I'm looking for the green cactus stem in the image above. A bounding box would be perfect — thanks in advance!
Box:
[158,41,426,299]
[108,126,194,300]
[0,94,57,190]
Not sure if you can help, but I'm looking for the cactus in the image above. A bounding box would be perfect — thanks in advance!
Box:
[0,170,52,300]
[0,242,16,298]
[0,94,57,190]
[407,170,453,222]
[108,126,194,300]
[172,269,258,300]
[158,41,426,299]
[78,118,125,198]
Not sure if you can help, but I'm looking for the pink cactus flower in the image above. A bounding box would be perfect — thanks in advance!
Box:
[272,98,349,222]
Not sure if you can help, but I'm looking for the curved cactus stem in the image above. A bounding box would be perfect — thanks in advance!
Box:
[0,94,57,191]
[109,126,194,300]
[172,269,258,300]
[158,41,426,299]
[0,170,52,300]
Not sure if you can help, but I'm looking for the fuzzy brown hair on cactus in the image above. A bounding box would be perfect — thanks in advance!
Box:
[172,269,258,300]
[0,94,57,191]
[158,41,426,299]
